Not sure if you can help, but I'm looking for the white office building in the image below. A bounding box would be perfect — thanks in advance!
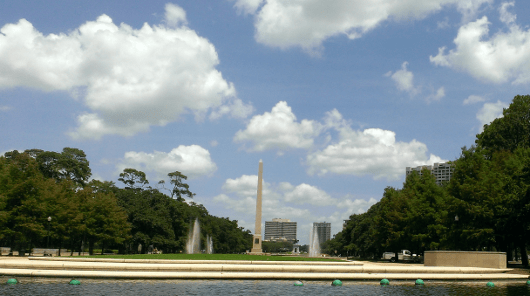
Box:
[264,218,297,242]
[406,162,453,185]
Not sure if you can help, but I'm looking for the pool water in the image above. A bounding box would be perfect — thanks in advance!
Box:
[2,279,529,296]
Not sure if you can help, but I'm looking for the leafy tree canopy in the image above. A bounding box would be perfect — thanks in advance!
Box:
[477,95,530,154]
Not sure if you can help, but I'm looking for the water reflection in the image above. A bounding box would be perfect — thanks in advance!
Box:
[1,279,529,296]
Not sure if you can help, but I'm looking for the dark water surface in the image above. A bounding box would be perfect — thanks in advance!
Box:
[1,279,530,296]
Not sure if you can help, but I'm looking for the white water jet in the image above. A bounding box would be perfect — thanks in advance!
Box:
[309,227,320,257]
[206,235,214,254]
[186,218,201,254]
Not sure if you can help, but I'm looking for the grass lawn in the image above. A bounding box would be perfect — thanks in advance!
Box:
[86,254,343,261]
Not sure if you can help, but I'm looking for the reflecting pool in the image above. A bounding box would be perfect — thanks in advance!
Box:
[2,279,529,296]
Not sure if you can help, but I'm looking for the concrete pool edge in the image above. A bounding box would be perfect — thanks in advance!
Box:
[0,257,528,281]
[0,269,528,280]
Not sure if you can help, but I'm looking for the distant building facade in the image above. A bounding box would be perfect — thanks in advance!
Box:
[264,218,297,242]
[313,222,331,246]
[406,162,453,186]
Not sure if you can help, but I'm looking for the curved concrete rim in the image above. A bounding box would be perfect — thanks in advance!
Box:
[28,257,362,265]
[1,257,527,281]
[0,269,528,280]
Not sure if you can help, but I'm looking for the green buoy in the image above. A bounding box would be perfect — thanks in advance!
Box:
[415,279,424,286]
[294,280,303,286]
[486,282,495,287]
[69,279,81,285]
[6,278,17,285]
[380,278,390,286]
[331,279,342,286]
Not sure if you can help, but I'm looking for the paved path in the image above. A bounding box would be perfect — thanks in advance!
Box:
[0,257,527,281]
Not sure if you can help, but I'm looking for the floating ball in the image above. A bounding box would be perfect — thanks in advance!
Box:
[486,282,495,287]
[294,280,303,286]
[6,278,17,285]
[380,279,390,286]
[331,279,342,286]
[69,279,81,285]
[415,279,424,286]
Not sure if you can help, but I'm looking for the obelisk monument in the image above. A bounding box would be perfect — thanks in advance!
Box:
[250,160,263,254]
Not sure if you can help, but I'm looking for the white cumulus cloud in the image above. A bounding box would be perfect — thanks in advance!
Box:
[234,101,322,153]
[386,62,445,102]
[307,110,444,180]
[0,4,251,140]
[340,197,378,215]
[463,94,486,105]
[222,174,279,200]
[240,0,491,52]
[385,61,419,95]
[430,4,530,84]
[235,103,442,180]
[426,86,445,102]
[284,183,336,206]
[499,1,516,25]
[233,0,264,15]
[116,145,217,180]
[215,175,309,221]
[165,3,188,27]
[476,100,508,132]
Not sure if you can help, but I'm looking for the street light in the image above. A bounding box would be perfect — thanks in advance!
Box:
[47,216,51,249]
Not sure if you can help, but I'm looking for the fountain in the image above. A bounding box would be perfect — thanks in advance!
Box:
[309,227,320,257]
[186,218,201,254]
[206,235,213,254]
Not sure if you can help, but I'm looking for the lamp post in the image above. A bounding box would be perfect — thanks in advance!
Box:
[46,216,51,249]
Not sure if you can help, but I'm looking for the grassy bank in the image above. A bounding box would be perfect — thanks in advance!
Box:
[87,254,343,261]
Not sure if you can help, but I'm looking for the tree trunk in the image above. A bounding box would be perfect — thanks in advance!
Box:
[89,240,94,255]
[520,241,529,267]
[506,243,513,264]
[394,249,400,262]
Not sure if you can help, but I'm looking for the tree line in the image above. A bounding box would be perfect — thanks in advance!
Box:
[0,148,252,254]
[324,95,530,266]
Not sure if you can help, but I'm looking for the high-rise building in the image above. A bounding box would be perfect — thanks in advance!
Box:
[264,218,297,242]
[313,222,331,246]
[406,162,453,186]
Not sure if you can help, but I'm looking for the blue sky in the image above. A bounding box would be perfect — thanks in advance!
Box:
[2,0,530,245]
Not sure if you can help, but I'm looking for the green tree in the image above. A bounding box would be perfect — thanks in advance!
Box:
[0,153,79,252]
[373,187,408,261]
[25,148,92,187]
[114,187,176,253]
[475,94,530,266]
[118,168,149,189]
[77,186,131,255]
[167,171,195,201]
[476,95,530,154]
[401,169,449,252]
[447,147,521,253]
[262,241,294,253]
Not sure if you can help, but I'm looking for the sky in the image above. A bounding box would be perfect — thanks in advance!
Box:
[2,0,530,245]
